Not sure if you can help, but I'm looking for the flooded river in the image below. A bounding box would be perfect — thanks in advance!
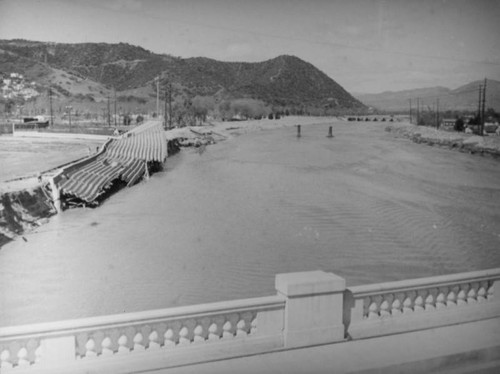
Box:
[1,121,500,327]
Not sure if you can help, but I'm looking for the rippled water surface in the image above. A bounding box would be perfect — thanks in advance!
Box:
[1,122,500,326]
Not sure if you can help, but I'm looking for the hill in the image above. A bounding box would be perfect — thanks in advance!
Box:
[0,39,365,115]
[355,80,500,112]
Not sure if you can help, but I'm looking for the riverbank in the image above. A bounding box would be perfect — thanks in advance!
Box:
[0,116,335,248]
[2,118,500,326]
[385,122,500,158]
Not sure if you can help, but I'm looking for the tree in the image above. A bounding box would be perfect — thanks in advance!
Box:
[454,118,464,132]
[191,96,215,124]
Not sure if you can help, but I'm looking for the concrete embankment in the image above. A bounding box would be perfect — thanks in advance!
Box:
[386,123,500,158]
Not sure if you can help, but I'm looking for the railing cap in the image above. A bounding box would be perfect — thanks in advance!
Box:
[275,270,345,297]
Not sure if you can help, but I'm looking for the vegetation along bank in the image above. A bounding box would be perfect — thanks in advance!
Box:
[386,123,500,159]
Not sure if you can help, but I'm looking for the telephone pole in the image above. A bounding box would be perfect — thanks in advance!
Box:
[164,87,168,128]
[436,98,439,129]
[409,98,412,124]
[168,81,173,129]
[107,95,111,126]
[416,98,420,125]
[48,86,53,127]
[477,84,483,134]
[156,75,160,118]
[481,78,487,136]
[114,88,117,127]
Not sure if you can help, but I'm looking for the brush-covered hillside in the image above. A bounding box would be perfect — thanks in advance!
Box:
[0,39,366,116]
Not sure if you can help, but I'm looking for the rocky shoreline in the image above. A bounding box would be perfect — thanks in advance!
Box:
[385,123,500,159]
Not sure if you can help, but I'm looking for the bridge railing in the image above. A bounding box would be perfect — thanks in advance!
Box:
[1,268,499,372]
[345,268,500,339]
[0,295,285,372]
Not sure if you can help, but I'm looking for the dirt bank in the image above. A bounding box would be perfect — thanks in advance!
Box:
[0,185,56,247]
[0,117,335,248]
[386,123,500,158]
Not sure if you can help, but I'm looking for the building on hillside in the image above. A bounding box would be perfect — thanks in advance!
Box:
[440,118,456,131]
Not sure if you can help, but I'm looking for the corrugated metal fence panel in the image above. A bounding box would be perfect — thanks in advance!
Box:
[57,122,166,202]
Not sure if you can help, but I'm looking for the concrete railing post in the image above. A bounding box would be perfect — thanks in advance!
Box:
[275,270,346,348]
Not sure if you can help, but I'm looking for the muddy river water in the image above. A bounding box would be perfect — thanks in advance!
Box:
[1,121,500,327]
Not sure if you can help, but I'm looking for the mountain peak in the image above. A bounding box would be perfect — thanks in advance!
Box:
[0,39,365,113]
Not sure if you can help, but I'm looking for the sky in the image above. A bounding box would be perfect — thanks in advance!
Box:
[0,0,499,93]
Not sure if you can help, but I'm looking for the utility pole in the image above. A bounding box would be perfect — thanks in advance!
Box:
[66,106,72,128]
[481,78,487,136]
[409,98,412,124]
[156,75,160,118]
[416,98,420,125]
[164,87,168,128]
[48,86,53,127]
[436,98,439,129]
[107,95,111,126]
[114,88,117,127]
[477,84,483,134]
[168,81,173,129]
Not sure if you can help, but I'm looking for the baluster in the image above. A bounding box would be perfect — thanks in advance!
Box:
[221,314,239,339]
[362,296,371,319]
[179,326,190,345]
[92,331,104,356]
[35,345,43,363]
[487,281,494,301]
[85,339,97,358]
[367,295,382,319]
[379,294,393,317]
[193,317,210,343]
[179,319,196,345]
[250,315,258,334]
[101,337,113,356]
[148,331,160,350]
[447,286,459,307]
[0,349,13,369]
[436,287,448,309]
[402,291,416,314]
[193,325,205,343]
[478,281,488,302]
[391,293,404,315]
[424,288,437,311]
[164,329,176,348]
[76,333,89,359]
[117,335,130,354]
[237,312,253,336]
[468,282,479,303]
[414,290,426,312]
[17,347,30,367]
[208,316,224,340]
[133,333,145,351]
[222,320,234,339]
[457,284,469,306]
[26,339,38,365]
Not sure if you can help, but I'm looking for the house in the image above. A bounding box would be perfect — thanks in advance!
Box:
[440,118,456,130]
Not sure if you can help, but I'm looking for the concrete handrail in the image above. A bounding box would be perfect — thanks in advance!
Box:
[2,269,499,372]
[349,268,500,297]
[0,295,284,338]
[0,294,285,370]
[346,268,500,340]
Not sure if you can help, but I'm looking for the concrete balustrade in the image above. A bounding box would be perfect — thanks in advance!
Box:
[0,295,285,372]
[1,268,499,373]
[345,268,500,339]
